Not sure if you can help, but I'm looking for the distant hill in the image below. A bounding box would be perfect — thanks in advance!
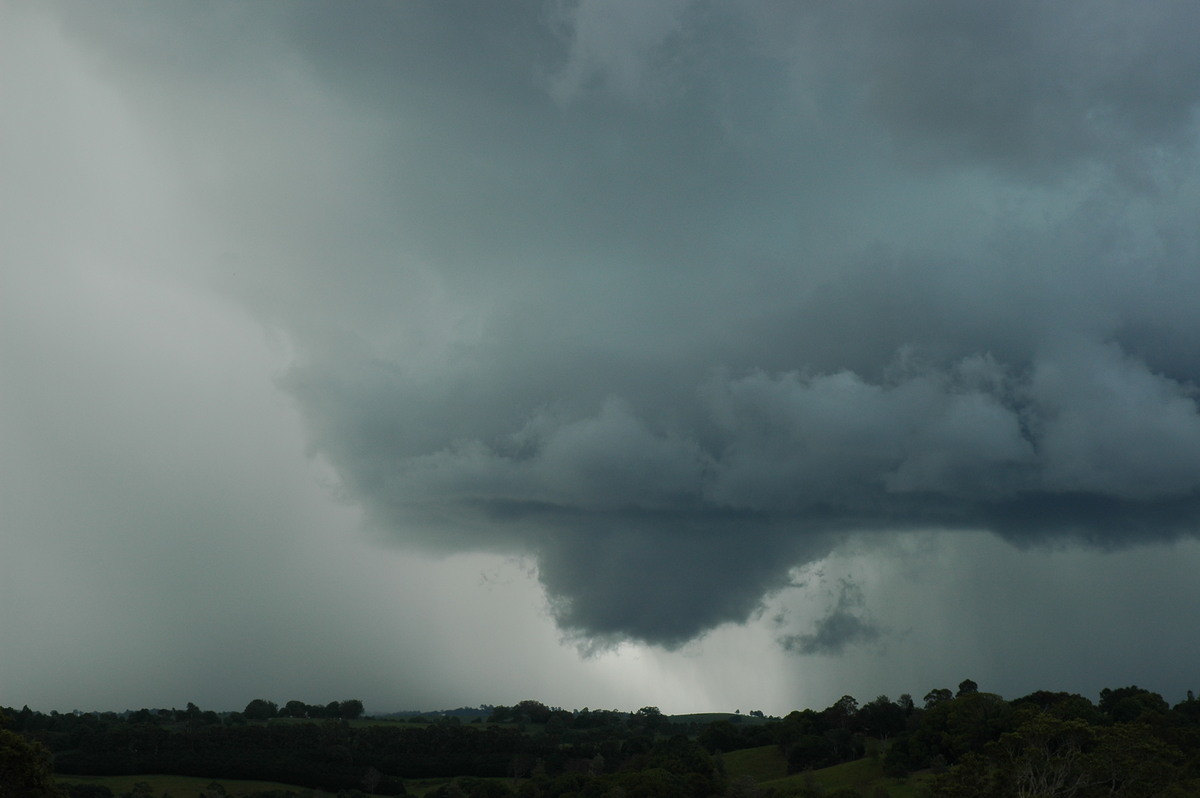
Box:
[372,706,494,722]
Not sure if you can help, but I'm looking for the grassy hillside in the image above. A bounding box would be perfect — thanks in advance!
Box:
[720,744,790,782]
[723,744,933,798]
[670,713,775,729]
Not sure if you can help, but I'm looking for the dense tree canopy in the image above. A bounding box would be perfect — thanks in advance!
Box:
[7,683,1200,797]
[0,721,62,798]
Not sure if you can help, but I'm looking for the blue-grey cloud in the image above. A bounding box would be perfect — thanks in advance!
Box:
[42,0,1200,650]
[797,0,1200,182]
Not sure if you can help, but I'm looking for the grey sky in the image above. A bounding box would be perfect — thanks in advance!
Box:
[4,0,1200,714]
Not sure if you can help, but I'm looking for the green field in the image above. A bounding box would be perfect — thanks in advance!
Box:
[723,744,933,798]
[401,776,518,797]
[720,744,790,782]
[57,772,387,797]
[58,755,929,798]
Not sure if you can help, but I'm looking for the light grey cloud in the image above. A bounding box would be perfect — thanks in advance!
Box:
[549,0,697,103]
[779,579,881,656]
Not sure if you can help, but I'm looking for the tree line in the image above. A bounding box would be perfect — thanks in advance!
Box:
[4,681,1200,797]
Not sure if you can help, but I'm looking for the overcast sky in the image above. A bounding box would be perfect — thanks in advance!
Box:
[5,0,1200,716]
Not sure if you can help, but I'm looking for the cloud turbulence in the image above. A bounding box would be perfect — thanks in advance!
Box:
[271,1,1200,647]
[6,0,1200,694]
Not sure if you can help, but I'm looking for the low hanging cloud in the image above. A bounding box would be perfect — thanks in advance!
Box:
[780,580,881,656]
[283,329,1200,645]
[47,0,1200,650]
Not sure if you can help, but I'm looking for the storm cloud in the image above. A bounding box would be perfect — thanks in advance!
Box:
[11,0,1200,664]
[203,0,1200,647]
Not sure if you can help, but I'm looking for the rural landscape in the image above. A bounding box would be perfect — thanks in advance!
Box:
[8,5,1200,798]
[6,681,1200,797]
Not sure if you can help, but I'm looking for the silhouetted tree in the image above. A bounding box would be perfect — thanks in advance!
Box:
[242,699,278,721]
[0,724,63,797]
[1098,686,1168,724]
[858,696,905,741]
[924,688,953,709]
[280,701,308,719]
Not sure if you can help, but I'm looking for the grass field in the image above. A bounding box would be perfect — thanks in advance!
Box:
[723,744,933,797]
[401,776,519,797]
[56,772,388,797]
[720,744,791,782]
[57,746,932,798]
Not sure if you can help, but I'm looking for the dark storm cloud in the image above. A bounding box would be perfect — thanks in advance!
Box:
[536,516,819,650]
[52,1,1200,648]
[283,328,1200,644]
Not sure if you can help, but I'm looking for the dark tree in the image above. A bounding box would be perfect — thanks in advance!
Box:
[859,695,906,740]
[128,709,156,726]
[930,712,1181,798]
[1011,691,1099,724]
[0,726,63,797]
[824,695,859,731]
[513,700,551,724]
[915,692,1013,765]
[924,688,953,709]
[280,701,308,719]
[1098,686,1168,723]
[634,706,667,733]
[243,699,278,720]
